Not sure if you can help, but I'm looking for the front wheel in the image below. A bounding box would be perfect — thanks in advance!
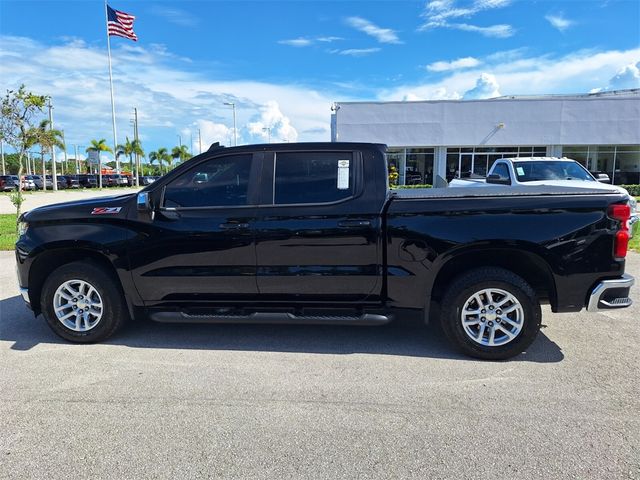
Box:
[440,267,542,360]
[41,261,128,343]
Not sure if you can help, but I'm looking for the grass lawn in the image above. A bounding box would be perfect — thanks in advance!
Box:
[0,214,17,250]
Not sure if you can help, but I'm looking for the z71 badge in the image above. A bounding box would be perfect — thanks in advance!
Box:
[91,207,122,215]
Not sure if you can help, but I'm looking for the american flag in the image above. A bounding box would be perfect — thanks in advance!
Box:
[107,5,137,41]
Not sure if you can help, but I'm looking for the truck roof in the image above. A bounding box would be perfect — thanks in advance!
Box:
[503,157,578,162]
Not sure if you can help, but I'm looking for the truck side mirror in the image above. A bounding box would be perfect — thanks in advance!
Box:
[596,173,611,184]
[486,174,510,185]
[137,192,151,211]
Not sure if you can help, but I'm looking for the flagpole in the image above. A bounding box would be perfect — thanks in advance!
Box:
[104,0,118,185]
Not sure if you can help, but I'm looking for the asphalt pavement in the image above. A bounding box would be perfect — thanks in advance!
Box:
[1,251,638,479]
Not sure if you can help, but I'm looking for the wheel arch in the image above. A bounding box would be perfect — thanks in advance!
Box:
[428,246,557,321]
[28,247,134,318]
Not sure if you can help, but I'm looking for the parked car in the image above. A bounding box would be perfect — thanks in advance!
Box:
[61,175,80,188]
[0,175,19,191]
[27,175,53,190]
[15,142,634,360]
[19,175,36,191]
[139,176,156,186]
[47,175,68,190]
[77,174,98,188]
[450,157,639,237]
[112,174,129,186]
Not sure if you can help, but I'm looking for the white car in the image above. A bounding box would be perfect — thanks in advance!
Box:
[450,157,638,236]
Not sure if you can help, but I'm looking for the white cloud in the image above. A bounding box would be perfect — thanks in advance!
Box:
[196,120,232,150]
[150,6,199,27]
[380,47,640,101]
[316,36,343,43]
[545,13,574,32]
[331,48,381,57]
[346,17,402,44]
[451,23,514,37]
[420,0,514,37]
[600,61,640,91]
[278,37,312,47]
[246,101,298,143]
[463,73,501,99]
[427,56,481,72]
[0,35,334,151]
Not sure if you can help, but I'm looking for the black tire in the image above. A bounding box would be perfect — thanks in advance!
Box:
[41,261,128,343]
[440,267,542,360]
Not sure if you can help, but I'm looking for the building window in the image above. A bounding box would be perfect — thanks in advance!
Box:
[445,146,546,179]
[562,145,640,185]
[406,148,434,185]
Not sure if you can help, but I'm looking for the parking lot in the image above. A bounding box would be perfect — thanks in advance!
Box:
[1,251,638,479]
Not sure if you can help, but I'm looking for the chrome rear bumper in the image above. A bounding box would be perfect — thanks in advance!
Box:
[587,274,634,312]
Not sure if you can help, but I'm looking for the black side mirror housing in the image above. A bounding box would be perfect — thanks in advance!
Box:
[486,174,511,185]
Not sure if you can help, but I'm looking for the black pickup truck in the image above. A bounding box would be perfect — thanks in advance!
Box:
[15,142,634,359]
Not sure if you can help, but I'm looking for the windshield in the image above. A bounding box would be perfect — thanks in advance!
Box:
[513,161,595,182]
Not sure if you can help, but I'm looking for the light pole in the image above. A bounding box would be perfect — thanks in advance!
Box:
[198,128,202,154]
[73,145,81,174]
[262,126,271,144]
[1,139,4,175]
[61,130,68,175]
[48,98,58,190]
[223,102,237,146]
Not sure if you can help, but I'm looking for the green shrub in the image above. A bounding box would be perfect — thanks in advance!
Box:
[394,184,433,189]
[620,185,640,196]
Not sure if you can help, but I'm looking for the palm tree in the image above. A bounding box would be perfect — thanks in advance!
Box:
[86,139,113,179]
[28,120,63,189]
[149,148,170,174]
[86,138,113,154]
[157,147,171,173]
[171,145,191,166]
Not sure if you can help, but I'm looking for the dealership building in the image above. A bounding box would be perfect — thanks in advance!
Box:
[330,88,640,185]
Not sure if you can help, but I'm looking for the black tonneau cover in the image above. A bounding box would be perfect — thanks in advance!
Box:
[392,185,625,200]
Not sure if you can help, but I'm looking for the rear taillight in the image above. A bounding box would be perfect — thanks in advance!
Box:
[608,204,631,259]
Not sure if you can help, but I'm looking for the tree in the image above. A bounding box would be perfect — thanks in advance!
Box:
[33,119,64,188]
[86,139,112,179]
[149,147,171,173]
[171,145,191,165]
[0,85,48,219]
[117,137,145,176]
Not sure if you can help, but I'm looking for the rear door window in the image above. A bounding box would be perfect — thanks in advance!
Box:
[274,152,354,204]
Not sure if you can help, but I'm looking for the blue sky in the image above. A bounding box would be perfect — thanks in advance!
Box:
[0,0,639,159]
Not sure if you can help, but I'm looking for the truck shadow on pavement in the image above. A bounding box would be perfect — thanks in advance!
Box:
[1,295,564,362]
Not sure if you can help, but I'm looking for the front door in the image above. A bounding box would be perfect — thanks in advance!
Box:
[253,150,383,303]
[129,152,260,304]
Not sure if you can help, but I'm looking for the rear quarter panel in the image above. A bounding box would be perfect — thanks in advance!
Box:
[386,193,626,311]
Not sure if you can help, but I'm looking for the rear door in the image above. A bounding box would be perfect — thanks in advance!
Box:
[129,152,261,303]
[253,149,383,303]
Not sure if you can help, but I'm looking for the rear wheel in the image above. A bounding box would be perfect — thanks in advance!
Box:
[440,267,541,360]
[41,261,128,343]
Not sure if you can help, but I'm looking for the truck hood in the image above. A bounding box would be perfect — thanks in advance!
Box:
[22,193,134,222]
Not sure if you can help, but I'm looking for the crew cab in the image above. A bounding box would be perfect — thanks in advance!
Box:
[450,157,639,236]
[15,143,635,359]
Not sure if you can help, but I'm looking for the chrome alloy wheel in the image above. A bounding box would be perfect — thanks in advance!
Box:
[53,279,104,332]
[460,288,524,347]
